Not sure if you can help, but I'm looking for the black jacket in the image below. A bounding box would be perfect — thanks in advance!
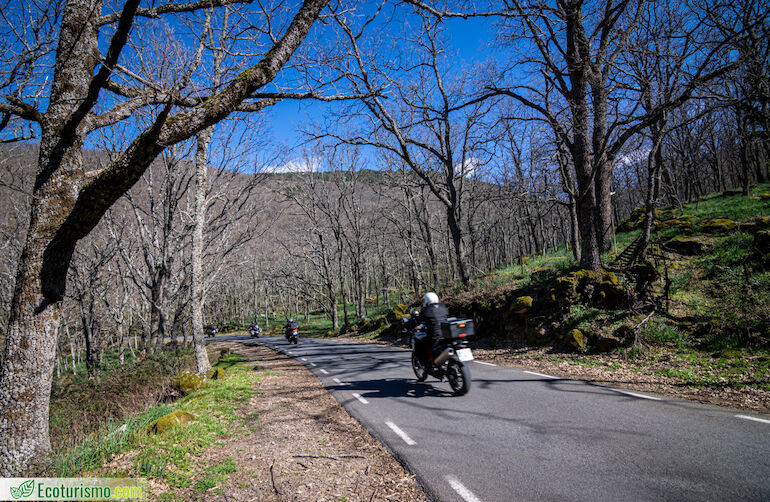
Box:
[418,303,448,340]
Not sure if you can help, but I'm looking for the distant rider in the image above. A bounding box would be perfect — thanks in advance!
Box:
[284,318,298,339]
[416,292,448,365]
[248,322,261,337]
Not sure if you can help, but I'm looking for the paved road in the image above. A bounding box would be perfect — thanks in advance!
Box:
[218,334,770,502]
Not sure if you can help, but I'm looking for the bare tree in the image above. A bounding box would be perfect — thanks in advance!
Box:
[0,0,329,475]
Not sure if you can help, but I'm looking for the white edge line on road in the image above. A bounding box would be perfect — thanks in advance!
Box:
[475,361,496,366]
[352,393,369,404]
[319,368,329,374]
[445,475,482,502]
[736,414,770,424]
[332,378,346,385]
[300,357,307,361]
[309,362,317,367]
[611,389,661,401]
[524,370,558,379]
[385,420,416,446]
[594,384,661,401]
[287,351,294,355]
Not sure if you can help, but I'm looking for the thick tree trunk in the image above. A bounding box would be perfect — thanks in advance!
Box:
[191,127,213,374]
[446,207,469,285]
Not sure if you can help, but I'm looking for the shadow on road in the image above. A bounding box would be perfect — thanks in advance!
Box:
[334,378,456,399]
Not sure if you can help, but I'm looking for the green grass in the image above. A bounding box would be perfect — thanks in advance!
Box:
[48,351,260,500]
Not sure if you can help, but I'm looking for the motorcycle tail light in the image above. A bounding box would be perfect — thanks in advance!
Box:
[459,333,466,337]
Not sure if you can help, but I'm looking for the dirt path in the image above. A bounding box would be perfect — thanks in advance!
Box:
[178,341,426,501]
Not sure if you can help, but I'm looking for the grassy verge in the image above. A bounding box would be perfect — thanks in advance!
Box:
[47,351,267,500]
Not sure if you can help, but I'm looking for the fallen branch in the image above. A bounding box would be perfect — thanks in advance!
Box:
[293,454,365,460]
[269,459,279,495]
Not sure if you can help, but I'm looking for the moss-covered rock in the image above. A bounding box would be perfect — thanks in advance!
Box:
[146,411,195,435]
[594,334,622,352]
[656,217,693,233]
[754,230,770,255]
[510,296,533,315]
[173,370,208,395]
[596,271,627,307]
[386,304,409,323]
[612,325,636,346]
[664,236,705,255]
[209,367,227,380]
[618,206,646,232]
[701,217,737,234]
[759,192,770,201]
[566,329,586,351]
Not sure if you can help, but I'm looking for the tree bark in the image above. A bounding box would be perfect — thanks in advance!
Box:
[191,127,213,374]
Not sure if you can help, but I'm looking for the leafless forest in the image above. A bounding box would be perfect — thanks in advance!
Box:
[0,0,767,475]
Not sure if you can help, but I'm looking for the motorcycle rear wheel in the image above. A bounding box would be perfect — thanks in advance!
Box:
[447,360,470,395]
[411,353,428,382]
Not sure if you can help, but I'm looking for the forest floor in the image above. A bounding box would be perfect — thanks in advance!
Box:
[93,340,426,502]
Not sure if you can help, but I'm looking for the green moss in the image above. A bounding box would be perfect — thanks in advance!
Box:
[567,329,586,351]
[173,371,208,395]
[146,411,195,435]
[664,236,705,255]
[510,296,533,314]
[209,368,227,380]
[700,217,737,233]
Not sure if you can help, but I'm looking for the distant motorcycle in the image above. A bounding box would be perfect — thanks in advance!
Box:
[205,324,218,338]
[406,314,474,395]
[284,320,299,344]
[248,325,262,338]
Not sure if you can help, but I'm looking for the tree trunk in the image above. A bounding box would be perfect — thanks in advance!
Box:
[191,127,213,374]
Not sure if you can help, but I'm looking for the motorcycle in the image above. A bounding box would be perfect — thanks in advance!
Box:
[406,314,474,396]
[285,323,299,344]
[248,325,262,338]
[205,324,218,338]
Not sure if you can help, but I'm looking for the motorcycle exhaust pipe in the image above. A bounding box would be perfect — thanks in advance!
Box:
[433,347,455,366]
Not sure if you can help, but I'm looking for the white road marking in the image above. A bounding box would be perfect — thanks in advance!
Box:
[319,368,329,374]
[524,370,558,379]
[611,389,661,401]
[594,384,661,401]
[288,351,294,355]
[736,414,770,424]
[445,475,482,502]
[333,378,347,385]
[352,393,369,404]
[385,421,416,446]
[300,357,307,361]
[475,361,496,366]
[309,362,317,367]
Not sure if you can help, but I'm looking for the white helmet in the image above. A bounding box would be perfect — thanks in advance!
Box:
[422,292,439,306]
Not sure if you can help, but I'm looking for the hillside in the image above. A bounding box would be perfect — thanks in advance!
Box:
[323,184,770,412]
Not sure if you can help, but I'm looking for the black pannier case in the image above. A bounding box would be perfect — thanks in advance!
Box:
[441,318,475,339]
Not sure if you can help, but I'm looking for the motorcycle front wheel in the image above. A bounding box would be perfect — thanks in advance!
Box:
[447,360,471,395]
[411,352,428,382]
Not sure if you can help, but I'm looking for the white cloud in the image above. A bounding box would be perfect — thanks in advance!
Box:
[454,157,482,178]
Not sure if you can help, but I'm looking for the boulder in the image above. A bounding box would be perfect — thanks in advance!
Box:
[386,304,409,323]
[612,325,636,346]
[759,192,770,201]
[209,368,227,380]
[754,230,770,255]
[510,296,533,315]
[594,334,622,352]
[146,411,195,435]
[173,370,208,395]
[700,217,737,234]
[663,236,705,255]
[656,217,693,233]
[618,206,646,232]
[566,329,586,351]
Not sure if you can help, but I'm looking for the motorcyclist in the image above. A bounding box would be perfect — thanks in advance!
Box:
[284,318,298,339]
[248,322,261,337]
[415,292,448,365]
[205,324,218,338]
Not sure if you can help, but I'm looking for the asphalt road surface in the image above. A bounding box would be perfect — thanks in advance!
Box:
[218,334,770,502]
